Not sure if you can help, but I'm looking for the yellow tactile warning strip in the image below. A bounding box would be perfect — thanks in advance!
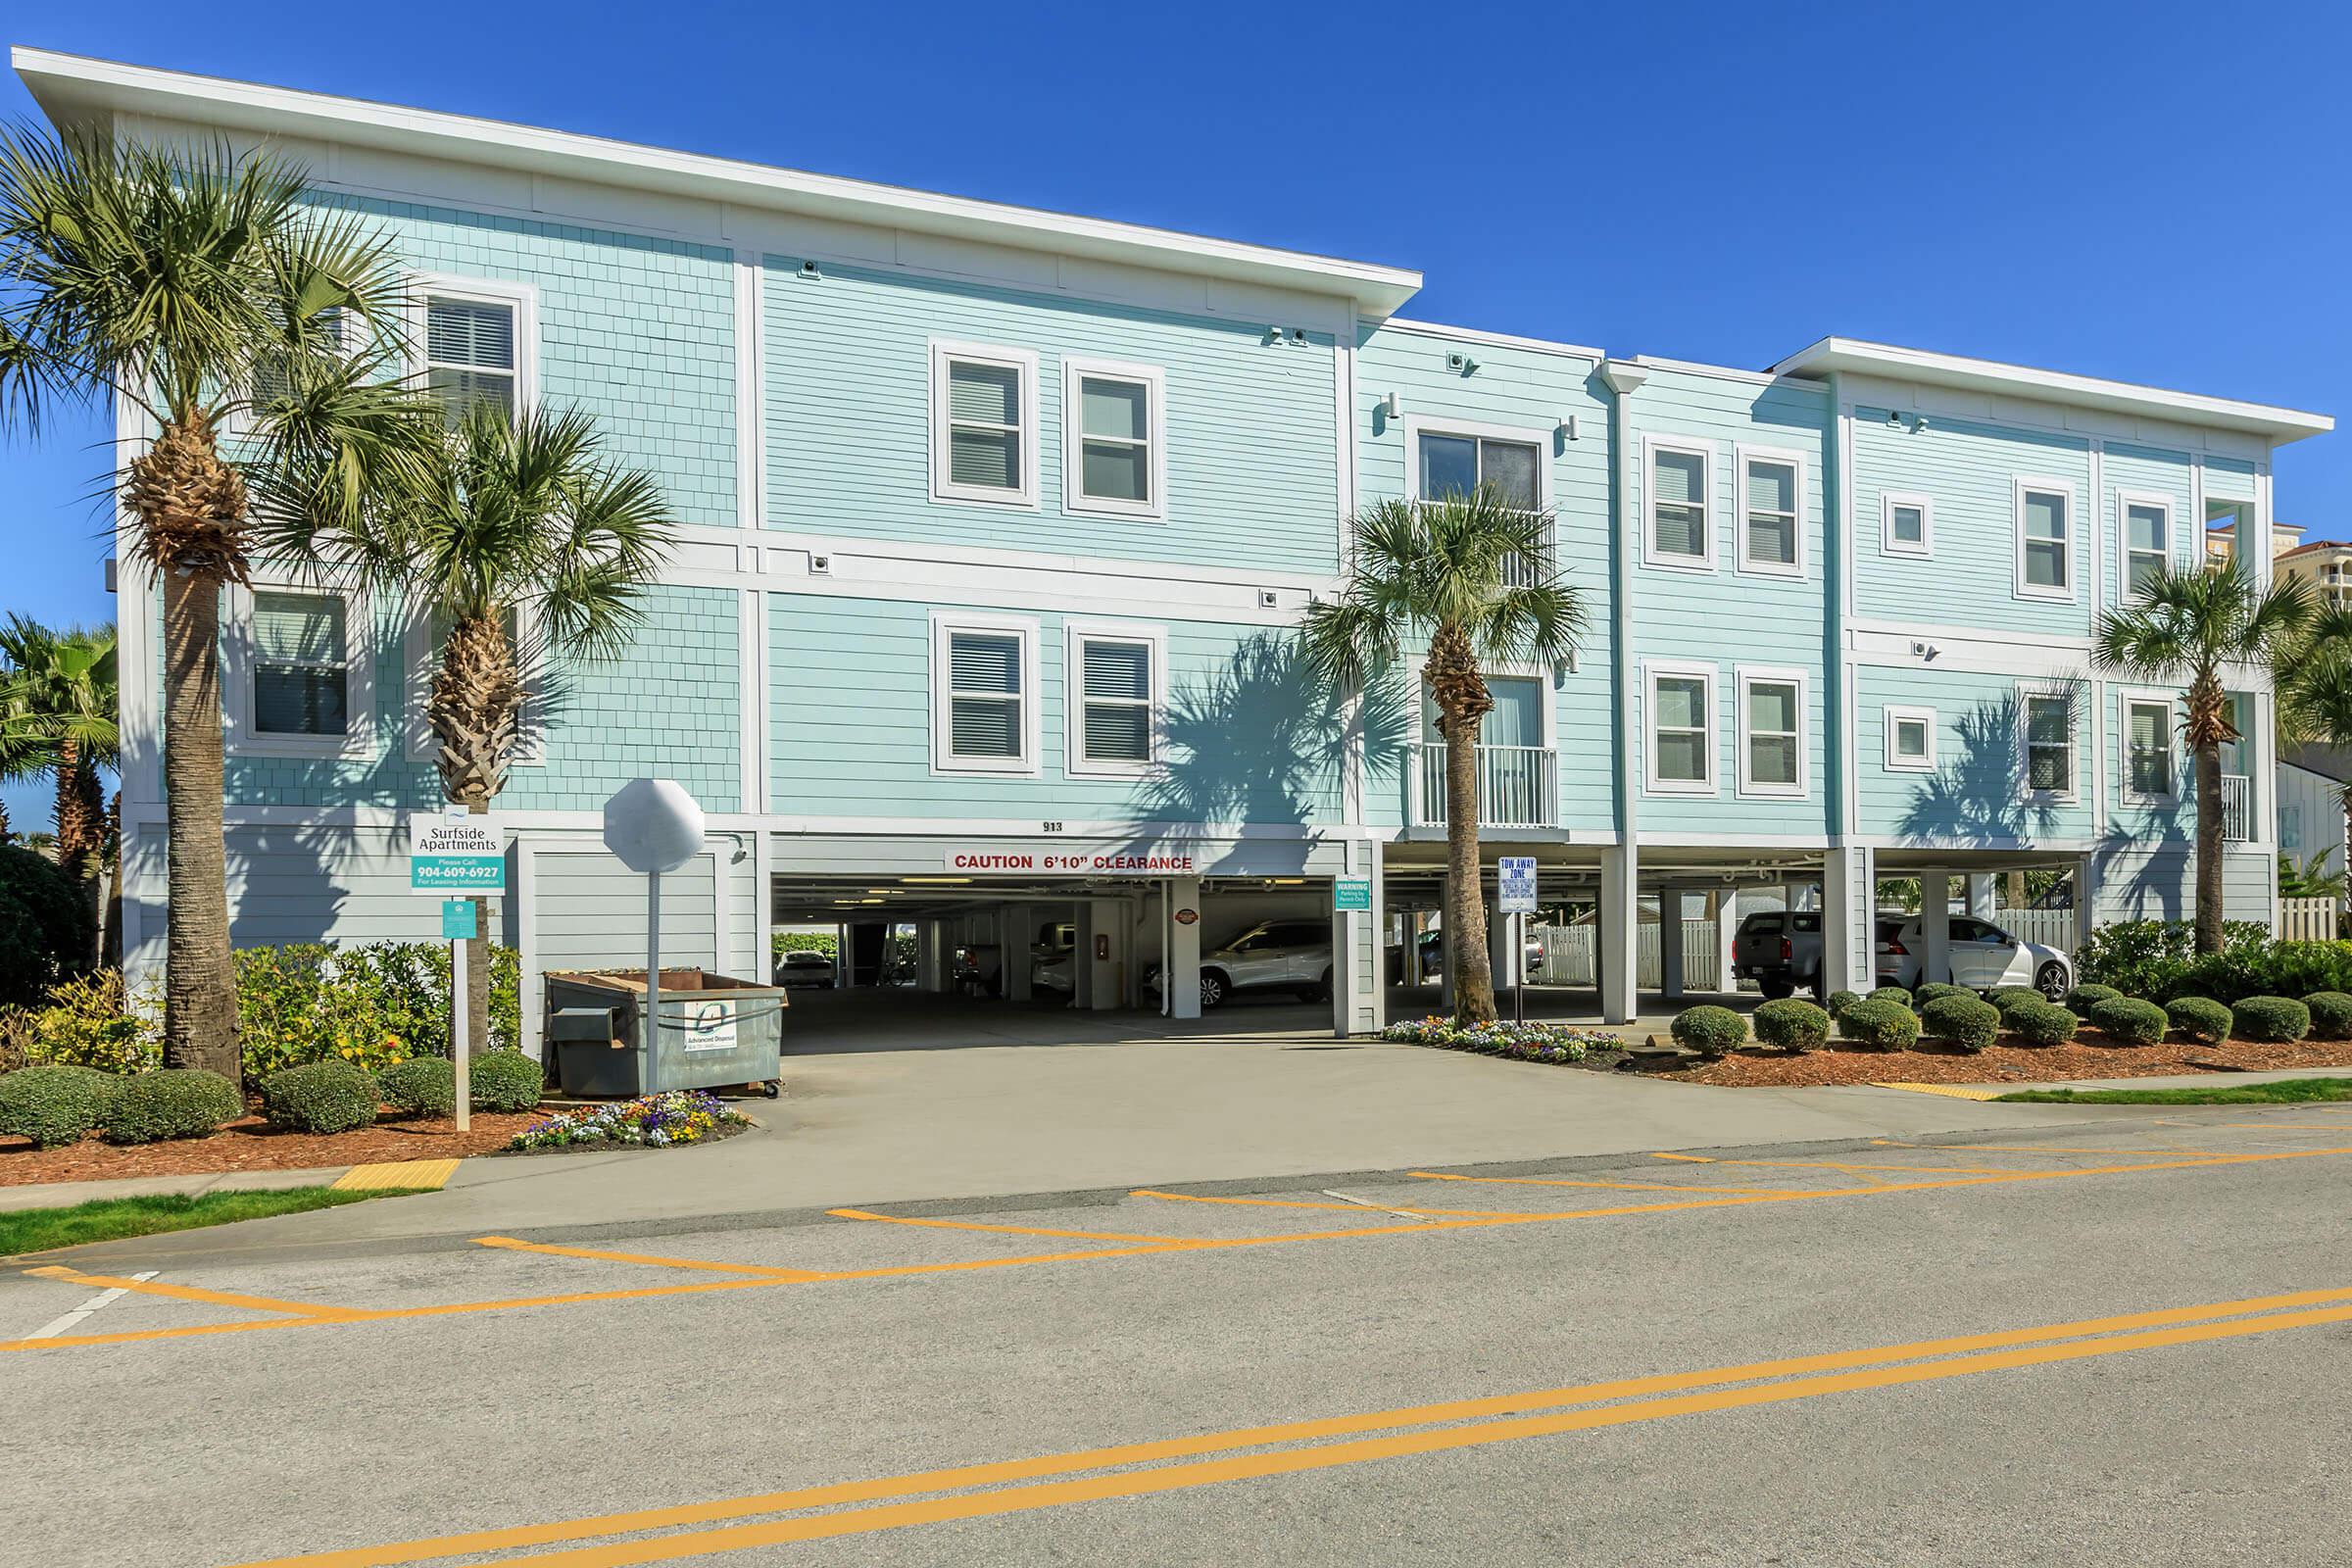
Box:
[331,1158,461,1192]
[1869,1081,2003,1101]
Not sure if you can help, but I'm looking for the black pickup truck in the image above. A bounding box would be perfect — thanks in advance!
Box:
[1730,909,1825,1000]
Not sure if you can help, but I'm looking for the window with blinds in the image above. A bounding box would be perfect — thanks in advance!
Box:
[425,296,517,423]
[2024,694,2074,794]
[933,344,1038,505]
[947,632,1024,760]
[1078,638,1153,764]
[1740,457,1798,571]
[2127,699,2174,797]
[1649,447,1709,564]
[2019,486,2071,595]
[252,590,350,737]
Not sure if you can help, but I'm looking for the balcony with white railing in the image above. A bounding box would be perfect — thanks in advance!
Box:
[2221,772,2253,843]
[1409,743,1560,830]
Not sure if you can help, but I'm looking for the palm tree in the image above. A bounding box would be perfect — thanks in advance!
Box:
[2094,562,2309,954]
[359,402,672,1054]
[2277,631,2352,908]
[0,616,119,892]
[1300,487,1582,1022]
[0,129,434,1074]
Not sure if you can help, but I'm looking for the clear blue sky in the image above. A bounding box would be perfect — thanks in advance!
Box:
[5,1,2349,829]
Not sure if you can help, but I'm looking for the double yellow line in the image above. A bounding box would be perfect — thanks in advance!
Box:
[234,1283,2352,1568]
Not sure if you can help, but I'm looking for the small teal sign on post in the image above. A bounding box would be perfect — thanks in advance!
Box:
[441,899,477,940]
[1333,877,1373,911]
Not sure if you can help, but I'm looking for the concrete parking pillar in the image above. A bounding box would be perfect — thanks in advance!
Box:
[1921,869,1951,988]
[1658,885,1686,1001]
[1073,900,1116,1011]
[1966,873,1997,920]
[1821,846,1875,996]
[917,921,950,994]
[1599,843,1639,1025]
[1714,890,1740,993]
[1002,906,1033,1002]
[1165,876,1202,1020]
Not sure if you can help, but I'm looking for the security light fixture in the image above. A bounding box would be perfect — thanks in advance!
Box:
[1257,589,1280,610]
[1561,414,1581,441]
[1912,415,1932,432]
[1288,327,1308,345]
[1379,391,1400,420]
[1885,409,1903,427]
[808,553,832,575]
[797,259,821,279]
[1446,351,1478,374]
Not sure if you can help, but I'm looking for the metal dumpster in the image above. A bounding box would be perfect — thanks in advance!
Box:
[543,968,787,1099]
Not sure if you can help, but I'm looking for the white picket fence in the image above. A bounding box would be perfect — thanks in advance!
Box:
[1521,905,2088,993]
[2280,896,2340,941]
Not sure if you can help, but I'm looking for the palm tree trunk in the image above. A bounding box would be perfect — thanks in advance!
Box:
[1441,710,1494,1023]
[2193,740,2225,955]
[160,566,238,1075]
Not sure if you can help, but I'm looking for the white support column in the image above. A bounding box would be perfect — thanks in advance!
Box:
[1599,843,1639,1024]
[1966,873,1996,920]
[1003,906,1033,1002]
[1657,886,1686,1001]
[1920,869,1951,989]
[1331,844,1385,1038]
[1166,876,1202,1020]
[1715,890,1739,994]
[917,921,950,994]
[2075,854,2098,957]
[1821,846,1875,996]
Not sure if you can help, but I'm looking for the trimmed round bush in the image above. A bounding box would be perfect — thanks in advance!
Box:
[259,1060,379,1135]
[2302,991,2352,1042]
[1825,990,1863,1020]
[1867,986,1913,1009]
[2010,1004,2080,1047]
[1989,987,2045,1023]
[1752,998,1832,1054]
[0,1064,123,1149]
[1919,995,2001,1053]
[2088,997,2169,1047]
[2164,997,2233,1047]
[468,1049,545,1113]
[2064,983,2123,1014]
[103,1068,243,1145]
[1838,999,1921,1052]
[1912,982,1972,1007]
[2230,996,2310,1044]
[382,1056,457,1119]
[1671,1005,1748,1059]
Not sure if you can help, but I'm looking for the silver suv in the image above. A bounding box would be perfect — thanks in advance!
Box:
[1151,920,1333,1009]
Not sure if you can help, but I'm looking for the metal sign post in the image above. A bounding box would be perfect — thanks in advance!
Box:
[410,808,506,1133]
[603,780,708,1098]
[442,897,476,1130]
[1498,857,1538,1026]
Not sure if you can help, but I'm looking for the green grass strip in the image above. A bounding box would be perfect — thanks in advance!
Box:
[1995,1077,2352,1106]
[0,1186,428,1257]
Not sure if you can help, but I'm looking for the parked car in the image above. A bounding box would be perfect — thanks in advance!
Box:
[1731,910,1826,1000]
[1388,929,1544,986]
[1030,921,1078,996]
[1150,920,1332,1009]
[952,944,1002,998]
[1875,914,2072,999]
[774,950,836,989]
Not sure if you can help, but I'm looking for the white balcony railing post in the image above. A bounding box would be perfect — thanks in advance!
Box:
[2220,773,2252,843]
[1408,743,1559,830]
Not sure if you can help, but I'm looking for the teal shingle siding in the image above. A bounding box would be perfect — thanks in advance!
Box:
[1853,664,2097,844]
[761,262,1339,572]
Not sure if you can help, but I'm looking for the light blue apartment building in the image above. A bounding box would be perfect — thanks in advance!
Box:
[22,49,2331,1040]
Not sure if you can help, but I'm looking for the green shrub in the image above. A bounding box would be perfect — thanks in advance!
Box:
[2064,983,2124,1014]
[1919,995,2001,1053]
[1825,990,1862,1019]
[0,1064,122,1148]
[1867,986,1913,1009]
[259,1061,380,1135]
[467,1049,545,1113]
[2088,997,2169,1047]
[102,1069,243,1145]
[2302,991,2352,1042]
[1838,999,1920,1052]
[2164,997,2233,1047]
[1752,999,1832,1054]
[2230,996,2310,1044]
[770,931,838,959]
[20,970,159,1074]
[235,940,525,1082]
[1989,987,2045,1022]
[2010,1004,2080,1047]
[1912,982,1972,1007]
[1670,1005,1747,1059]
[381,1056,457,1119]
[0,846,97,1011]
[2076,919,2351,1004]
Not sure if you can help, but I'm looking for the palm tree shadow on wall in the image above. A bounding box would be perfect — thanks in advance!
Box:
[1894,692,2075,848]
[1119,632,1408,858]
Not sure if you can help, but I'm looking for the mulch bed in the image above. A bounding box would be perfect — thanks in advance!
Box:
[1668,1035,2352,1088]
[0,1108,545,1188]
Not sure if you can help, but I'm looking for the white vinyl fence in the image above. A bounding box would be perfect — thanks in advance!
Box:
[1529,921,1720,990]
[1991,907,2076,952]
[2279,896,2340,942]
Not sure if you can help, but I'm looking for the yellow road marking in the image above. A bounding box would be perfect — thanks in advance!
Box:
[1868,1081,2002,1101]
[2207,1121,2352,1131]
[826,1207,1191,1244]
[24,1265,354,1320]
[472,1237,823,1280]
[15,1144,2350,1356]
[229,1283,2352,1568]
[1699,1157,2053,1176]
[1650,1151,1712,1162]
[331,1159,459,1193]
[1405,1171,1814,1197]
[1130,1189,1526,1219]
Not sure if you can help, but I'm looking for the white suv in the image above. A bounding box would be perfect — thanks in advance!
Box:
[1874,915,2072,1000]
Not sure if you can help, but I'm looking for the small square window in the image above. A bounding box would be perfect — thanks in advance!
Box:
[1882,492,1933,557]
[1885,706,1936,772]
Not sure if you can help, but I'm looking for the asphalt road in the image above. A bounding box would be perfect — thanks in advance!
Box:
[9,1106,2351,1566]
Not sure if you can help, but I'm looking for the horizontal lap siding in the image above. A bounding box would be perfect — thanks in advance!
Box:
[1854,664,2094,844]
[537,850,719,973]
[2094,844,2269,927]
[308,193,736,524]
[1628,370,1832,837]
[769,594,1343,826]
[1850,410,2092,637]
[1351,326,1613,832]
[764,264,1339,572]
[2102,443,2196,608]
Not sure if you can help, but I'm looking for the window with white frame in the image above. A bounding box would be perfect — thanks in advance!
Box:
[932,617,1037,773]
[1885,705,1936,771]
[2123,498,2171,598]
[932,342,1039,507]
[2022,690,2076,796]
[1738,451,1802,575]
[1645,663,1715,793]
[1882,491,1932,557]
[1738,669,1805,794]
[1063,360,1165,518]
[1066,625,1163,775]
[423,294,521,423]
[1417,430,1543,511]
[1646,442,1711,567]
[251,590,351,737]
[2125,697,2175,799]
[2016,482,2073,598]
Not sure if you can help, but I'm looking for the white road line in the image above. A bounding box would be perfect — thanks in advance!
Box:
[26,1270,158,1340]
[1319,1190,1432,1222]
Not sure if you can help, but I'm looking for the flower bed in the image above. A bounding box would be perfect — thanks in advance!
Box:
[506,1091,753,1152]
[1383,1016,1625,1066]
